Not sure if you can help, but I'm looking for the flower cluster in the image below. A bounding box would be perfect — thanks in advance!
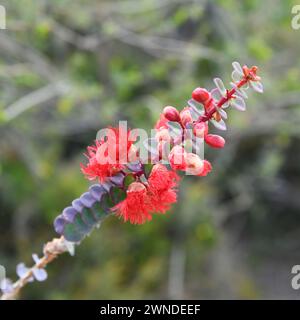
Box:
[79,62,263,226]
[81,127,137,182]
[153,62,263,179]
[113,164,179,224]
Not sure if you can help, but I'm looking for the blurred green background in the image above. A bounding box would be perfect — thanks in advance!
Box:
[1,0,300,299]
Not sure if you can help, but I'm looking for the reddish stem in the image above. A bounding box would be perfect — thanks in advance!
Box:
[197,77,248,123]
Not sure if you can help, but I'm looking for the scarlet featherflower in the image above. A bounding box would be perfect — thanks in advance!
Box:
[113,182,151,224]
[81,127,135,182]
[147,164,180,213]
[113,164,180,224]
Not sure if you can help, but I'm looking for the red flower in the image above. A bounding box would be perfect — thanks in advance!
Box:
[113,164,180,224]
[81,127,135,182]
[113,182,152,224]
[148,164,180,213]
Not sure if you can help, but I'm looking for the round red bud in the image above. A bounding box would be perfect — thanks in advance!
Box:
[185,153,204,176]
[163,106,180,122]
[180,108,192,126]
[204,134,225,148]
[197,159,212,177]
[192,87,211,104]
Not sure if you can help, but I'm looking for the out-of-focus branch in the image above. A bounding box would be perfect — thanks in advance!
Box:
[4,81,71,121]
[0,33,60,82]
[50,20,109,51]
[100,0,200,15]
[113,24,222,61]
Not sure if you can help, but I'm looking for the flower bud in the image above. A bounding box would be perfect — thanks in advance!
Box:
[158,140,171,160]
[185,153,204,175]
[128,182,146,193]
[197,159,212,176]
[169,145,187,170]
[155,128,171,142]
[193,122,208,138]
[180,108,192,126]
[163,106,180,122]
[204,134,225,148]
[192,87,211,104]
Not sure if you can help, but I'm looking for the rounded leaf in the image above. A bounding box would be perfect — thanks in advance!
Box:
[32,268,47,282]
[210,119,227,131]
[250,80,264,93]
[213,78,226,96]
[231,96,246,111]
[232,70,242,82]
[232,61,243,75]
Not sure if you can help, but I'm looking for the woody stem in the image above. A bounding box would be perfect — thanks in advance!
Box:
[0,236,69,300]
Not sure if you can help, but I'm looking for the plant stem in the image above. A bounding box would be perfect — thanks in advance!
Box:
[0,236,69,300]
[198,78,248,123]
